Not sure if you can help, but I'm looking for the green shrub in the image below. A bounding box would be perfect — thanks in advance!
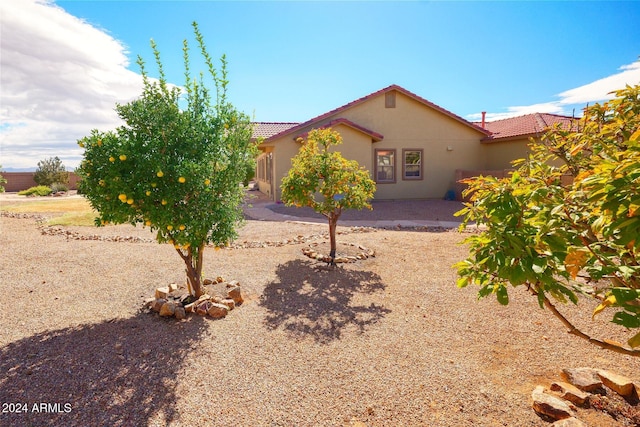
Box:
[18,185,52,196]
[50,182,69,193]
[34,156,69,187]
[0,165,6,193]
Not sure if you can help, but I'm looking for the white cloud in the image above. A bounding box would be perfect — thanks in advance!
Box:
[0,0,143,169]
[468,59,640,122]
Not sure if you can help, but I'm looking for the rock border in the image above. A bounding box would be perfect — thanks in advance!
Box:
[301,241,375,264]
[0,212,379,249]
[143,278,244,321]
[531,367,639,426]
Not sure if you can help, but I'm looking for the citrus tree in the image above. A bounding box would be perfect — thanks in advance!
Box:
[78,23,256,298]
[281,128,376,265]
[455,84,640,356]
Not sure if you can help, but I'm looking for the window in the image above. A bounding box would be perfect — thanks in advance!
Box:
[403,149,423,180]
[385,91,396,108]
[375,149,396,183]
[256,152,272,183]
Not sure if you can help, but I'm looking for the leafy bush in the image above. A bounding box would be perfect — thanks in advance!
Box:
[50,182,69,193]
[456,84,640,356]
[18,186,52,196]
[0,165,6,193]
[243,161,256,187]
[34,156,69,187]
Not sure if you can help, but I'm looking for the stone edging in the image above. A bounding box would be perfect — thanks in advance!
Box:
[301,242,375,263]
[531,367,639,425]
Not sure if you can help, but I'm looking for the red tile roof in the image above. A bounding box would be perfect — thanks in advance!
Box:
[295,118,384,142]
[252,122,299,139]
[481,113,576,141]
[263,84,490,142]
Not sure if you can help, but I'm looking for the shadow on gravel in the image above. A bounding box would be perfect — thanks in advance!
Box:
[0,313,208,427]
[260,259,390,343]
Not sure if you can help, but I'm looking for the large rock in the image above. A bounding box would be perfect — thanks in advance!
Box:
[151,298,167,312]
[226,284,243,305]
[174,306,186,320]
[562,368,603,392]
[155,286,170,299]
[597,369,635,397]
[551,417,585,427]
[220,298,235,310]
[532,386,574,420]
[196,301,212,316]
[159,301,177,317]
[550,381,590,406]
[207,303,229,319]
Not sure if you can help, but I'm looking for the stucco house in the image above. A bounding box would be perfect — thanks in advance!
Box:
[252,84,574,201]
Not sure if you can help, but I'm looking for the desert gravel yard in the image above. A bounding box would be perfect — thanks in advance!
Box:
[0,198,638,426]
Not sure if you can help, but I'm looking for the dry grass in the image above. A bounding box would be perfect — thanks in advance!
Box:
[0,197,93,214]
[0,197,638,427]
[0,196,98,226]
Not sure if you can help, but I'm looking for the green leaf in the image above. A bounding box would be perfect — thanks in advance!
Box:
[610,287,640,304]
[628,331,640,349]
[496,285,509,305]
[456,276,470,288]
[612,311,640,328]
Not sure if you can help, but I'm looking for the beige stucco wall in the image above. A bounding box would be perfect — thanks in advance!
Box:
[340,90,486,199]
[258,89,488,201]
[482,137,532,170]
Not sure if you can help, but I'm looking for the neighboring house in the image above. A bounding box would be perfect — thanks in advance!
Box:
[253,84,575,201]
[480,112,576,170]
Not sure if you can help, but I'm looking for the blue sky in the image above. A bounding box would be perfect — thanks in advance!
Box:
[1,1,640,170]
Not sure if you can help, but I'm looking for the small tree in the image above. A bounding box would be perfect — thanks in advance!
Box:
[281,128,376,264]
[33,156,69,187]
[78,23,255,298]
[455,84,640,356]
[0,165,6,192]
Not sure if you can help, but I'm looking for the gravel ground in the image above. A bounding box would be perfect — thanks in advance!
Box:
[0,198,638,426]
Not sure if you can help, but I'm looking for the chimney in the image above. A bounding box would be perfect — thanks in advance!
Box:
[481,111,486,129]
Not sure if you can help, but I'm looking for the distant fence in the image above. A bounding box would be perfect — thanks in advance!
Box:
[1,172,81,192]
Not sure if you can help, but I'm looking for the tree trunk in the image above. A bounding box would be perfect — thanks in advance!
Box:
[328,213,339,265]
[177,244,205,297]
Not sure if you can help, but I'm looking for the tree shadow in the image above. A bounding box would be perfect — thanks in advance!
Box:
[259,259,391,343]
[0,313,208,426]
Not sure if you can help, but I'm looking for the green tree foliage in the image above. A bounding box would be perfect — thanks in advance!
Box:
[455,85,640,356]
[78,22,256,298]
[281,128,376,264]
[33,156,69,187]
[0,165,6,193]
